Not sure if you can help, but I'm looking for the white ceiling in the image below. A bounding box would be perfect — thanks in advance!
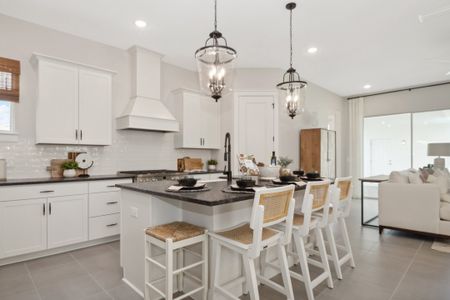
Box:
[1,0,450,96]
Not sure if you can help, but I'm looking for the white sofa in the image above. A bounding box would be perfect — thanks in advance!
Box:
[379,182,450,237]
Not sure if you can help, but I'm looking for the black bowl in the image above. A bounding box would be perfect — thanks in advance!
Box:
[293,170,305,176]
[236,179,256,188]
[177,177,198,187]
[279,175,297,182]
[306,172,320,179]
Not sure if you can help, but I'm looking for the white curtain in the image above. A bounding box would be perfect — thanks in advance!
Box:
[348,97,364,198]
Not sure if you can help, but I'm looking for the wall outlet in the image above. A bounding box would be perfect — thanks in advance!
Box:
[130,206,138,218]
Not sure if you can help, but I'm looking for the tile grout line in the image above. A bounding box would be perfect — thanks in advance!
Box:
[388,240,424,300]
[69,252,115,300]
[24,263,43,300]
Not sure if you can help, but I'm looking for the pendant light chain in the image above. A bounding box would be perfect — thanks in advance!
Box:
[214,0,218,32]
[289,8,293,69]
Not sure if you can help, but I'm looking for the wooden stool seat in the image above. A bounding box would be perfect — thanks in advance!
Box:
[293,213,305,225]
[146,221,205,242]
[216,223,278,245]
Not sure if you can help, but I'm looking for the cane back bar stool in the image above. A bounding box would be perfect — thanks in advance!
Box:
[144,221,208,300]
[270,180,334,300]
[209,185,296,300]
[323,177,356,279]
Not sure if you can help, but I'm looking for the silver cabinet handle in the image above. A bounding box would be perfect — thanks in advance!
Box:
[40,190,55,193]
[43,203,46,216]
[75,129,78,140]
[106,223,118,227]
[49,202,52,215]
[80,130,83,141]
[106,201,118,205]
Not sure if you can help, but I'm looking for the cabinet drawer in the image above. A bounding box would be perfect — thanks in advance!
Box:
[89,192,120,217]
[89,214,120,240]
[0,183,88,202]
[89,179,132,193]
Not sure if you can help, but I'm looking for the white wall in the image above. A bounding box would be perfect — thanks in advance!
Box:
[0,14,214,178]
[219,68,348,177]
[364,84,450,117]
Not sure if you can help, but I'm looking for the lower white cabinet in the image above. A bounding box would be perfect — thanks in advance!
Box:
[47,195,88,249]
[0,199,47,258]
[89,213,120,240]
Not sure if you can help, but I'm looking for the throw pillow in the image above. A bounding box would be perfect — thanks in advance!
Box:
[442,193,450,203]
[389,171,409,184]
[408,172,423,184]
[428,175,450,201]
[419,168,430,182]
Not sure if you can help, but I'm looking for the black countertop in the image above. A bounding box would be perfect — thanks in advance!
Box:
[117,180,306,206]
[0,174,133,186]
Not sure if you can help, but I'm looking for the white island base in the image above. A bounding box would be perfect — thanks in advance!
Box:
[120,189,305,299]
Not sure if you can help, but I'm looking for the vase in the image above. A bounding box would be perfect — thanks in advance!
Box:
[279,167,291,177]
[208,165,217,171]
[63,169,77,178]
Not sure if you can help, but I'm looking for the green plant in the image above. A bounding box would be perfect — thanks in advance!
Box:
[277,156,293,168]
[62,161,79,170]
[207,159,218,165]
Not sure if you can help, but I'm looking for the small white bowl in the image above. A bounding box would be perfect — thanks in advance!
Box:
[258,166,280,178]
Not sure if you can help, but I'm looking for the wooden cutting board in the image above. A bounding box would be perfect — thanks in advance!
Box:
[177,157,204,172]
[49,159,82,178]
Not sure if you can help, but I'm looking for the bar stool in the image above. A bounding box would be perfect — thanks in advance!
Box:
[322,177,356,279]
[209,185,296,300]
[272,181,334,300]
[144,221,208,300]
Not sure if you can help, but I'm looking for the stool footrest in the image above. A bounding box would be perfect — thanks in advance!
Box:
[215,286,240,300]
[173,259,205,275]
[174,286,204,300]
[146,281,166,298]
[145,256,166,270]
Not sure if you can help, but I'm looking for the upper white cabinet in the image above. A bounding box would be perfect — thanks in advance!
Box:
[33,54,114,145]
[174,89,220,149]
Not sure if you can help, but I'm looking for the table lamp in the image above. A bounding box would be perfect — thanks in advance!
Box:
[428,143,450,170]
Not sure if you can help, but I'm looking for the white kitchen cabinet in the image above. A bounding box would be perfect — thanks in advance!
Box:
[0,199,47,258]
[47,194,88,249]
[174,89,220,149]
[33,54,114,145]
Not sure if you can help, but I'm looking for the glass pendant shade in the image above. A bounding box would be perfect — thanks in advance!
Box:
[195,35,236,101]
[195,0,237,102]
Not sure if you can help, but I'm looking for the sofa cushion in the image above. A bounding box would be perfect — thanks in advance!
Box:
[427,174,448,195]
[389,171,410,183]
[408,172,423,184]
[440,202,450,221]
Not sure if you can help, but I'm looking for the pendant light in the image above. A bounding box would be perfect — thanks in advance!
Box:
[276,2,307,119]
[195,0,237,102]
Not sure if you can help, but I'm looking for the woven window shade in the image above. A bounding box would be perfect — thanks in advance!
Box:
[0,57,20,103]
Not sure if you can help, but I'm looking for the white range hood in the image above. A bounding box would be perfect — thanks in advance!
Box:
[116,46,179,132]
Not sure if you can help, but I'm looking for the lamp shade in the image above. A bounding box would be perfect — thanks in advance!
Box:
[427,143,450,157]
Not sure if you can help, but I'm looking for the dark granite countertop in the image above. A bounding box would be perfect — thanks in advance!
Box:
[117,180,306,206]
[0,174,133,186]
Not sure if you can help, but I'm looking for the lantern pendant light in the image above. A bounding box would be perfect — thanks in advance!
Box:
[195,0,237,102]
[277,2,307,119]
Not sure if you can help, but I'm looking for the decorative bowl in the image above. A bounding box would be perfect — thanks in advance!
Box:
[177,177,198,187]
[293,170,305,176]
[306,172,320,179]
[236,179,256,188]
[279,175,297,182]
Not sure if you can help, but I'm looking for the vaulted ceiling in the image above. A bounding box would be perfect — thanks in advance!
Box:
[1,0,449,96]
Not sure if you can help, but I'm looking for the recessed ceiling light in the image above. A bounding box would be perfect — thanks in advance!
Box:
[134,20,147,28]
[363,84,372,89]
[307,47,318,54]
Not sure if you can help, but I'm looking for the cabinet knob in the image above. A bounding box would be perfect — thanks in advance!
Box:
[106,201,118,205]
[40,190,55,194]
[106,223,118,227]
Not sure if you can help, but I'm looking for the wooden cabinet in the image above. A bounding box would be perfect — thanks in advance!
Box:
[174,90,220,149]
[47,195,88,249]
[0,199,47,258]
[300,128,336,179]
[34,54,114,145]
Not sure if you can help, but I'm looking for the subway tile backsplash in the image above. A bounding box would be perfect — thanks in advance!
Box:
[0,130,214,179]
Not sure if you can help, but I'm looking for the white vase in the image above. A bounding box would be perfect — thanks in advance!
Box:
[208,165,217,171]
[63,169,77,178]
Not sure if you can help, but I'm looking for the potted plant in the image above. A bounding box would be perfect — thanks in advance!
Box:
[207,159,218,171]
[277,156,293,176]
[62,161,79,178]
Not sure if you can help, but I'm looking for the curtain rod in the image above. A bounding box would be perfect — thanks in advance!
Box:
[346,81,450,100]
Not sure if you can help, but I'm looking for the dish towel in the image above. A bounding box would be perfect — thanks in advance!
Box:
[167,183,206,191]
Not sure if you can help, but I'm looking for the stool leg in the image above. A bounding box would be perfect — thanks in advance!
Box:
[293,233,314,300]
[325,224,342,280]
[242,254,259,300]
[340,217,356,268]
[277,243,294,300]
[166,239,174,300]
[145,239,151,300]
[202,235,208,300]
[177,249,184,293]
[209,240,221,299]
[260,249,267,278]
[315,228,333,289]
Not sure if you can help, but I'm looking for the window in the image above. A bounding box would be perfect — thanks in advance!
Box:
[0,57,20,136]
[364,109,450,176]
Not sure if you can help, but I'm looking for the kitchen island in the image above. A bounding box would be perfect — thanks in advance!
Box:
[118,180,306,299]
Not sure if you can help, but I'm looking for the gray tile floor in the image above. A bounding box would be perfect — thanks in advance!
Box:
[1,199,449,300]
